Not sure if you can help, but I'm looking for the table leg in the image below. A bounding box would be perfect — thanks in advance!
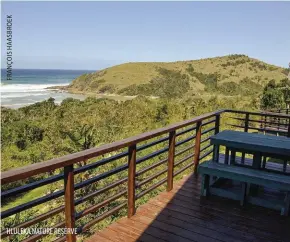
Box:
[224,148,229,165]
[283,160,287,172]
[282,192,290,216]
[213,145,219,163]
[201,174,210,197]
[212,145,220,185]
[230,150,236,165]
[253,152,262,169]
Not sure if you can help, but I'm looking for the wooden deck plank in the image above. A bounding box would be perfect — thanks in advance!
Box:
[149,195,286,241]
[133,213,222,242]
[85,234,112,242]
[114,220,166,242]
[166,188,290,234]
[136,204,243,242]
[137,201,258,242]
[105,226,137,242]
[86,169,290,242]
[88,229,115,242]
[130,215,196,242]
[173,183,287,222]
[109,222,142,240]
[96,227,129,242]
[119,216,184,242]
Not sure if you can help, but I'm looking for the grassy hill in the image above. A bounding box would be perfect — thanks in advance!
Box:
[64,54,288,98]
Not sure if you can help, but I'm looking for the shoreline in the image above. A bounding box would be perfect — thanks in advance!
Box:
[2,83,161,109]
[46,85,159,100]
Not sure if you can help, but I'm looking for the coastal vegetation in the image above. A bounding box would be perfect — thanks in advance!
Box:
[1,95,251,173]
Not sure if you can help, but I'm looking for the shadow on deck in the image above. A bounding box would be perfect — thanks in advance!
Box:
[87,157,290,242]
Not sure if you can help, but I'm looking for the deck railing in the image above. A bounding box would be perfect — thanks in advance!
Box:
[269,108,290,115]
[264,108,290,135]
[1,109,290,242]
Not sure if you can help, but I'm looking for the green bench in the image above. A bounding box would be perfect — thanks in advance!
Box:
[198,160,290,216]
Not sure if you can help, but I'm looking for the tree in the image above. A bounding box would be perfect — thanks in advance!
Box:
[260,79,290,109]
[261,88,284,109]
[63,124,97,151]
[186,64,195,76]
[279,78,290,107]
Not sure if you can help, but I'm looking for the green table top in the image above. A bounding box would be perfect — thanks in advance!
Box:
[210,130,290,158]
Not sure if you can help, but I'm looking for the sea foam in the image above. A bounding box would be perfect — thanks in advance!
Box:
[1,83,69,93]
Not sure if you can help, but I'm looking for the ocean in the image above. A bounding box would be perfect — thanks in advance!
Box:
[1,69,94,108]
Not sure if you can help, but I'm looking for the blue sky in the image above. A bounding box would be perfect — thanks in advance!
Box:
[1,1,289,70]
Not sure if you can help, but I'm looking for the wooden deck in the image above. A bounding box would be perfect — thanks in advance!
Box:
[87,172,290,242]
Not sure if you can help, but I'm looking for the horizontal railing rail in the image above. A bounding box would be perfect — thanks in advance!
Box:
[1,109,290,242]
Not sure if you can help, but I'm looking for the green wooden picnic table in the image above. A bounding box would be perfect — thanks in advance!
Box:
[199,130,290,214]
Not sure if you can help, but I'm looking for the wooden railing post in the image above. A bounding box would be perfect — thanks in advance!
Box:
[278,109,281,131]
[64,164,76,242]
[215,114,220,134]
[128,144,136,218]
[288,118,290,138]
[263,115,267,133]
[167,131,176,191]
[213,115,220,163]
[241,113,249,164]
[194,121,202,175]
[244,113,249,133]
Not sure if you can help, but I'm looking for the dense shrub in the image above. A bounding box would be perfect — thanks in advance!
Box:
[228,54,248,60]
[99,84,115,93]
[119,68,190,98]
[216,82,239,95]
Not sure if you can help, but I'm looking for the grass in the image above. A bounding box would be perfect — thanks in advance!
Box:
[2,186,48,211]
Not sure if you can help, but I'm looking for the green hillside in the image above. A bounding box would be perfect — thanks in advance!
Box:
[64,54,288,98]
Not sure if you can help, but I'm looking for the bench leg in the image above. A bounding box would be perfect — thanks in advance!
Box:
[262,156,267,169]
[283,160,287,173]
[201,174,210,197]
[241,153,245,164]
[240,182,247,206]
[281,192,290,216]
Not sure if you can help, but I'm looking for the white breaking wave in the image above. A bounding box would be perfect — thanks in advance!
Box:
[1,83,69,93]
[0,83,69,98]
